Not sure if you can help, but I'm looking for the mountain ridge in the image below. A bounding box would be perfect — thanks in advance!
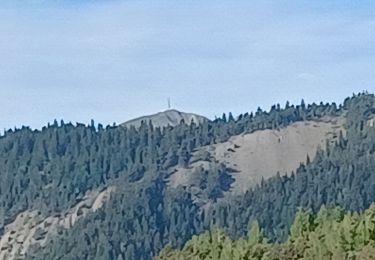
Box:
[0,93,374,260]
[121,109,209,128]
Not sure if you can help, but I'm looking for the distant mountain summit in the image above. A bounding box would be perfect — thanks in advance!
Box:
[121,109,209,128]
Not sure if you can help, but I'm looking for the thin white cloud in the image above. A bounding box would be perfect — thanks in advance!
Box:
[297,73,318,81]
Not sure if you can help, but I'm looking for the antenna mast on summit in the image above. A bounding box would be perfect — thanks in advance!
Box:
[168,97,171,109]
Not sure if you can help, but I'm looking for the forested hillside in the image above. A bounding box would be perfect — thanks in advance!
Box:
[0,93,374,259]
[156,204,375,260]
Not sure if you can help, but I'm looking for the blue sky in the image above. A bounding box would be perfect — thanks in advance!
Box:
[0,1,375,130]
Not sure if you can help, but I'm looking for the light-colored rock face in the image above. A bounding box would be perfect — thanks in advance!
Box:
[0,187,115,260]
[121,109,208,129]
[169,116,346,194]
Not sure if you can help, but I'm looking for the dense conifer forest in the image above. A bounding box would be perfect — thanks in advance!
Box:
[1,93,375,259]
[156,204,375,260]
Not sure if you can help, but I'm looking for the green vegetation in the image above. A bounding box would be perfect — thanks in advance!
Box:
[0,92,375,259]
[156,204,375,260]
[206,93,375,243]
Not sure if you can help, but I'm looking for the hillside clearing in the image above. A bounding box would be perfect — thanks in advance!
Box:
[169,116,345,194]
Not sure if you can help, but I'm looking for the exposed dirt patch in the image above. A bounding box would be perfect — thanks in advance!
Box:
[169,116,345,194]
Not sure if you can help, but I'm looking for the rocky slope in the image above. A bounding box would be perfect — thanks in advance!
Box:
[169,116,345,194]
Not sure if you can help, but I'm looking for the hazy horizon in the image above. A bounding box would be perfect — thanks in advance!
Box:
[1,0,375,130]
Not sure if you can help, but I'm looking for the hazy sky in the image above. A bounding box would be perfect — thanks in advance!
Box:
[1,0,375,130]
